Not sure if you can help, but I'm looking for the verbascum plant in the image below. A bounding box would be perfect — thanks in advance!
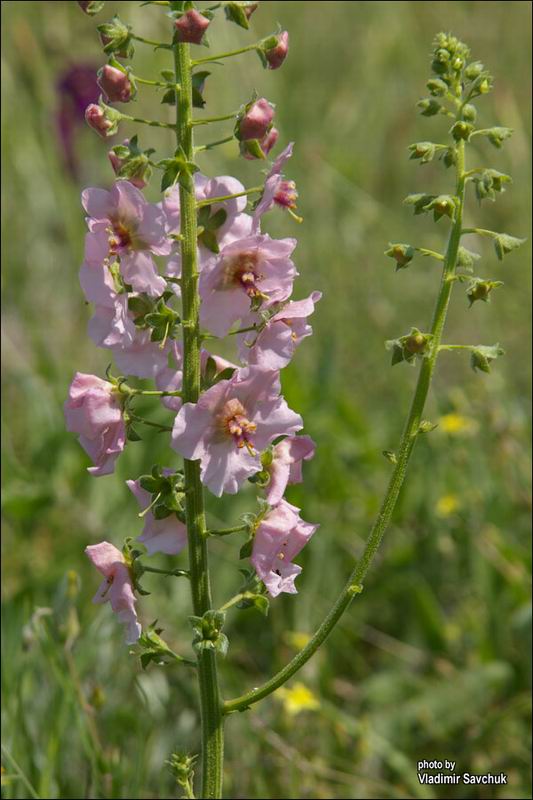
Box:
[68,6,524,796]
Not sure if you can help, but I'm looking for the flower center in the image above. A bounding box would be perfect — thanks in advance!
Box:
[218,398,257,453]
[222,250,264,298]
[274,180,298,210]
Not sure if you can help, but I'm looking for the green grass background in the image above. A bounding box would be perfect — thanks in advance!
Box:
[1,1,531,798]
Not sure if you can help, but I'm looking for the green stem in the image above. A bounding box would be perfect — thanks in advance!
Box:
[461,227,496,237]
[224,141,467,717]
[218,592,253,613]
[135,75,178,89]
[209,525,248,537]
[175,41,224,799]
[196,186,263,208]
[128,413,173,432]
[195,135,235,153]
[0,746,40,800]
[142,565,190,578]
[438,344,474,351]
[192,42,259,67]
[192,112,238,127]
[132,33,172,49]
[120,112,176,130]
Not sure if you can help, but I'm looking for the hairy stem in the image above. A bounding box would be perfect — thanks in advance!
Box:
[174,41,224,799]
[224,142,467,717]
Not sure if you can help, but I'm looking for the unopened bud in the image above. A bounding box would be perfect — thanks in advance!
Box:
[465,61,484,80]
[97,65,132,103]
[466,278,503,307]
[241,127,279,160]
[174,9,210,44]
[224,1,258,29]
[451,120,474,141]
[78,0,105,14]
[462,103,477,123]
[385,243,415,269]
[85,103,114,137]
[108,139,151,188]
[239,98,275,141]
[97,16,133,58]
[405,332,430,355]
[426,78,448,96]
[262,31,289,70]
[417,98,442,117]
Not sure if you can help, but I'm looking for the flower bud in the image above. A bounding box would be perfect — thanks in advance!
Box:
[408,141,436,163]
[417,98,442,117]
[174,9,210,44]
[108,138,152,188]
[462,103,477,123]
[224,1,258,29]
[426,78,448,96]
[238,97,275,141]
[405,331,430,355]
[466,278,503,307]
[465,61,484,80]
[85,103,113,137]
[97,16,133,58]
[450,120,474,141]
[241,127,279,160]
[385,243,415,270]
[78,0,105,14]
[97,65,132,103]
[262,31,289,70]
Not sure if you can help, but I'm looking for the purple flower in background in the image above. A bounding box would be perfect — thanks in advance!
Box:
[56,63,99,177]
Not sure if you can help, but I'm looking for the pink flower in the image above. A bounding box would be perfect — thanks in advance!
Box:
[264,435,316,506]
[239,291,322,369]
[242,127,279,160]
[199,234,298,337]
[81,181,169,297]
[264,31,289,70]
[251,500,318,597]
[239,98,275,141]
[97,65,132,103]
[64,373,125,476]
[88,297,136,349]
[171,367,302,496]
[85,541,141,643]
[155,344,236,413]
[253,143,299,225]
[85,103,113,138]
[163,173,250,239]
[111,328,170,379]
[175,9,210,44]
[126,474,187,556]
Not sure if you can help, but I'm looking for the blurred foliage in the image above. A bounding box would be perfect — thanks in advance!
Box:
[1,1,531,798]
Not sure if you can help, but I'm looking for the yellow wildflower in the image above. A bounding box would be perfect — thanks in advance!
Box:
[275,682,320,716]
[436,494,460,517]
[438,413,478,435]
[284,631,311,650]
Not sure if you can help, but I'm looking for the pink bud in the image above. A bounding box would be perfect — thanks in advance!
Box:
[85,104,113,138]
[265,31,289,70]
[97,65,132,103]
[242,127,279,160]
[174,9,210,44]
[239,98,275,141]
